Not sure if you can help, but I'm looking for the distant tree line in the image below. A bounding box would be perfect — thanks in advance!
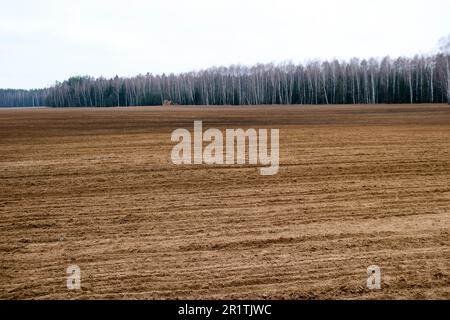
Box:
[0,89,48,107]
[1,54,449,107]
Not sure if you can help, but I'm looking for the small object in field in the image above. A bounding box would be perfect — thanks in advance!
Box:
[163,100,174,106]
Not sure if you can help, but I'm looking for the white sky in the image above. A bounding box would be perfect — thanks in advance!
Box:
[1,0,449,89]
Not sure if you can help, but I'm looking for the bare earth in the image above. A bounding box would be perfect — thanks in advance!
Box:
[0,104,449,300]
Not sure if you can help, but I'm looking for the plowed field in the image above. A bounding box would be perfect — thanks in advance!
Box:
[0,104,449,299]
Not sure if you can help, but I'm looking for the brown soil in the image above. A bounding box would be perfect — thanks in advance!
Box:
[0,104,449,299]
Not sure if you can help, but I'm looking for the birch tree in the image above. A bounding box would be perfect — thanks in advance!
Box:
[439,35,450,104]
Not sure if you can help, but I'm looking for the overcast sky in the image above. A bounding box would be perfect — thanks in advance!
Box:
[1,0,449,89]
